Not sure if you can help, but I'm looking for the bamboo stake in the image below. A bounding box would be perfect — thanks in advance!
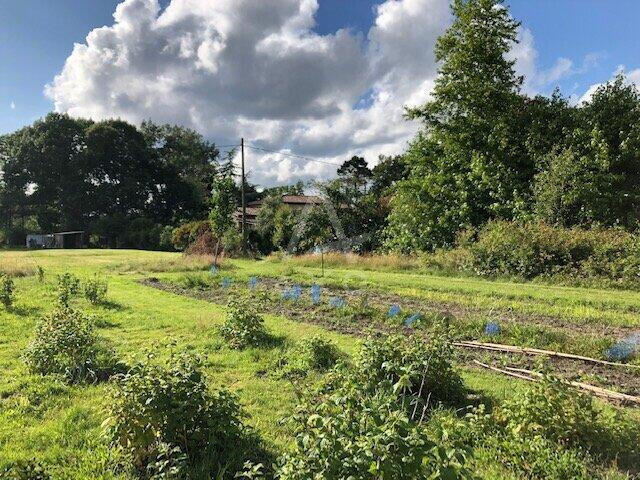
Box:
[456,340,640,369]
[473,360,640,406]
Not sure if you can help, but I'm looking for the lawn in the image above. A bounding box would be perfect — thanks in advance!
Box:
[1,249,638,479]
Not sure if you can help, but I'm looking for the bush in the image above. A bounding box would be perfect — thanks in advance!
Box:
[23,306,119,383]
[83,275,108,305]
[36,265,45,283]
[438,220,640,287]
[57,273,81,307]
[0,273,15,309]
[275,387,472,479]
[348,333,466,411]
[1,459,51,480]
[274,336,342,378]
[459,375,640,479]
[171,221,211,251]
[105,353,252,478]
[219,300,270,349]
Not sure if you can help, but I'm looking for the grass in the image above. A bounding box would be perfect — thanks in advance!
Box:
[1,249,638,478]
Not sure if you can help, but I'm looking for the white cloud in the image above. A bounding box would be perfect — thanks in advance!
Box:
[10,101,15,110]
[578,66,640,104]
[45,0,586,186]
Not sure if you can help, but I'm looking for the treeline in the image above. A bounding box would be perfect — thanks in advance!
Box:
[0,114,245,248]
[384,0,640,252]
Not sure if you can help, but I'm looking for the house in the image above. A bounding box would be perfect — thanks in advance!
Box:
[234,195,324,228]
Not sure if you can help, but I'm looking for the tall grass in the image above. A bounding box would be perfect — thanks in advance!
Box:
[0,258,37,277]
[267,252,423,271]
[115,254,215,273]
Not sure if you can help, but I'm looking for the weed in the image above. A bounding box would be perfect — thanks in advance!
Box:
[0,273,15,309]
[273,336,342,378]
[36,265,45,283]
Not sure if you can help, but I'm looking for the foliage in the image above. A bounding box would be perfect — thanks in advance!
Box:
[105,353,252,478]
[219,300,270,349]
[83,275,108,305]
[0,273,15,308]
[23,306,119,383]
[36,265,45,283]
[347,333,466,411]
[0,459,52,480]
[210,175,237,264]
[273,336,342,378]
[466,220,640,286]
[458,375,640,478]
[171,220,211,251]
[57,272,80,307]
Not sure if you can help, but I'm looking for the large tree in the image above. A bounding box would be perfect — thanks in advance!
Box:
[386,0,534,252]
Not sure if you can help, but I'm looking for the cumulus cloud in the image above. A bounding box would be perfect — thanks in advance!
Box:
[45,0,582,186]
[578,66,640,104]
[10,101,16,110]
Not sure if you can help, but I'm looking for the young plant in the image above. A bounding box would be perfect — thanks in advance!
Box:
[274,336,342,378]
[219,299,270,349]
[23,306,118,383]
[36,265,45,283]
[56,273,80,307]
[0,273,15,309]
[105,353,250,477]
[83,275,108,305]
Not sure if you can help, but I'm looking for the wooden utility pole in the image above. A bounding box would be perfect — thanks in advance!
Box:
[241,137,247,255]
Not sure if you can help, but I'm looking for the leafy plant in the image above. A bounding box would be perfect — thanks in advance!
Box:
[219,300,270,349]
[105,353,252,478]
[0,459,51,480]
[347,332,466,413]
[36,265,45,283]
[57,273,80,307]
[0,273,15,308]
[23,306,119,383]
[273,336,342,378]
[83,275,108,305]
[275,387,472,479]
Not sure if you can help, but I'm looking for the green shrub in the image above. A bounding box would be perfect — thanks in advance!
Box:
[459,375,640,479]
[275,387,473,479]
[179,272,212,290]
[105,353,251,478]
[1,459,51,480]
[83,275,108,304]
[219,300,270,349]
[36,265,45,283]
[274,336,342,378]
[23,306,119,383]
[0,273,15,308]
[57,273,81,306]
[348,333,466,411]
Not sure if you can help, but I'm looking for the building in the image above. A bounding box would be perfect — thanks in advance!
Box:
[26,231,85,249]
[234,195,324,228]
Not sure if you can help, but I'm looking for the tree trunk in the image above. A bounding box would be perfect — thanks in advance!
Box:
[214,237,221,267]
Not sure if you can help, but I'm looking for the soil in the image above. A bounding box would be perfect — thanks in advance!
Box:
[141,277,640,399]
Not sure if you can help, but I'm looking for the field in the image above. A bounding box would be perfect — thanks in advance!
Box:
[1,249,639,479]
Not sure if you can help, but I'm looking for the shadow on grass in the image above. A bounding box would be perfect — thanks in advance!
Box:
[6,304,41,317]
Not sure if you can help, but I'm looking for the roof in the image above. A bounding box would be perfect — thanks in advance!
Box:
[281,195,323,205]
[54,231,85,235]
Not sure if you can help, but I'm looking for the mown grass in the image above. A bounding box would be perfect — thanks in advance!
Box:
[1,249,638,479]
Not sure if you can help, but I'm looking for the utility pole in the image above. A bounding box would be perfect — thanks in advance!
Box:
[241,137,247,255]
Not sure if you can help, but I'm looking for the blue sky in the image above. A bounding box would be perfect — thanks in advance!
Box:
[1,0,639,143]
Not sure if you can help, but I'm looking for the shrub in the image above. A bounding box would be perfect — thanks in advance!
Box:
[219,300,270,349]
[172,221,211,251]
[83,275,108,305]
[0,273,15,308]
[275,387,473,479]
[274,336,342,378]
[57,273,80,307]
[348,333,466,411]
[1,459,51,480]
[459,375,640,478]
[105,353,251,478]
[23,306,118,383]
[36,265,45,283]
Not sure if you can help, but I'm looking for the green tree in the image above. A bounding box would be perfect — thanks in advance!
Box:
[386,0,527,252]
[209,175,237,265]
[337,156,372,199]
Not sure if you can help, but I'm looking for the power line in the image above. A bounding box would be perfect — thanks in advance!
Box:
[244,144,342,167]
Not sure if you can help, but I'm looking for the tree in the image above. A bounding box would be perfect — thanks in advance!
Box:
[337,156,372,199]
[209,176,237,265]
[386,0,527,252]
[370,155,410,196]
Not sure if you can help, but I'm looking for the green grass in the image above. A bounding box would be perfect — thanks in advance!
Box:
[1,249,638,478]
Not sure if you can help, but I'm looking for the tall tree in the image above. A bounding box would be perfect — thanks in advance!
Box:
[209,176,237,265]
[386,0,527,252]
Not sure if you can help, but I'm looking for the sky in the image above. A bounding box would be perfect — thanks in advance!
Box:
[1,0,639,186]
